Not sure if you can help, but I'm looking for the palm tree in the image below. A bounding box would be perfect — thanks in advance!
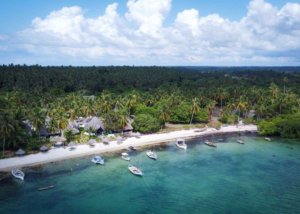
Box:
[190,98,200,124]
[206,100,217,122]
[0,112,15,156]
[158,102,170,125]
[31,107,46,140]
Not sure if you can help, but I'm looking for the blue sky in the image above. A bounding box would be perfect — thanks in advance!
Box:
[0,0,300,65]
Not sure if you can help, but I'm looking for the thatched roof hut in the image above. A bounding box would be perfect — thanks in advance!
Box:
[15,148,25,156]
[84,117,104,132]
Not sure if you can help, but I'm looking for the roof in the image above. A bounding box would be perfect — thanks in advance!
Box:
[84,117,104,131]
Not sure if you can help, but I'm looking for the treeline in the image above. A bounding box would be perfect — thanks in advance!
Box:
[0,65,300,156]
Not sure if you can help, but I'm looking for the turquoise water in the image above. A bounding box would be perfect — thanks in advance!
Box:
[1,134,300,214]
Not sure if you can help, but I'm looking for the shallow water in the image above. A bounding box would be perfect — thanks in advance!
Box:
[1,134,300,214]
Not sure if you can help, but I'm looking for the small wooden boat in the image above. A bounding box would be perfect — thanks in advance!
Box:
[204,140,217,147]
[91,155,104,165]
[265,137,271,142]
[146,150,157,160]
[176,139,187,150]
[11,169,25,181]
[129,146,137,151]
[128,165,143,176]
[237,139,245,144]
[121,152,130,161]
[38,185,55,191]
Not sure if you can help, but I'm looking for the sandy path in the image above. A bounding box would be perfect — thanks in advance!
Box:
[0,125,257,171]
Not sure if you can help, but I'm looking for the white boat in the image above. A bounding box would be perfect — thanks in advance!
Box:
[128,165,143,176]
[146,150,157,160]
[121,152,131,161]
[237,139,245,144]
[265,137,271,142]
[12,169,25,181]
[91,155,104,165]
[204,140,217,147]
[176,139,187,150]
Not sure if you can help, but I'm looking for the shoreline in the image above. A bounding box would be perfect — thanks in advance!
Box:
[0,125,257,172]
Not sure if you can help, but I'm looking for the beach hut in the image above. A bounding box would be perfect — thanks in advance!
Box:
[40,145,49,152]
[84,117,105,135]
[88,139,97,147]
[123,119,134,133]
[15,148,26,156]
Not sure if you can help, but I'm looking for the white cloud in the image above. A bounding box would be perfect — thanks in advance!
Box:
[4,0,300,65]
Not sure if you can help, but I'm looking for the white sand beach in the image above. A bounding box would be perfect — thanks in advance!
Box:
[0,125,257,171]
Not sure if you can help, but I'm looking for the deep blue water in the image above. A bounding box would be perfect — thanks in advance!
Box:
[0,135,300,214]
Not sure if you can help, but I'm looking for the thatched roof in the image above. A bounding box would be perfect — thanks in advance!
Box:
[84,117,104,131]
[50,136,66,142]
[15,148,25,156]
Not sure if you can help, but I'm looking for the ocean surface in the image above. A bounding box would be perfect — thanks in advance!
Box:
[0,134,300,214]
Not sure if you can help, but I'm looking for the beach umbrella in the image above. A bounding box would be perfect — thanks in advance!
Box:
[15,148,26,156]
[88,139,97,146]
[116,136,124,144]
[102,137,109,145]
[40,145,49,152]
[68,142,76,147]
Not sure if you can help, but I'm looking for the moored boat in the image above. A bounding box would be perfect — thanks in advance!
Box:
[91,155,105,165]
[12,169,25,181]
[204,140,217,147]
[128,165,143,176]
[237,139,245,144]
[176,138,187,150]
[121,152,130,161]
[265,137,271,142]
[146,150,157,160]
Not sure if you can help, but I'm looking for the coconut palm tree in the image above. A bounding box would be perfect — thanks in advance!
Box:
[190,98,200,124]
[0,112,15,156]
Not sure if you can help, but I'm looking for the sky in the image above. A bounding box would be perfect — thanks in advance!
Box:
[0,0,300,66]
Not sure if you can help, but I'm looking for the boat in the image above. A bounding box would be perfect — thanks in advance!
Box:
[129,146,137,151]
[121,152,131,161]
[91,155,105,165]
[128,165,143,176]
[146,150,157,160]
[38,185,55,191]
[11,169,25,181]
[204,140,217,147]
[176,139,187,150]
[265,137,271,142]
[237,139,245,144]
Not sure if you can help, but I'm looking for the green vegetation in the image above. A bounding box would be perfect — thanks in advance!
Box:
[132,114,161,133]
[1,65,300,156]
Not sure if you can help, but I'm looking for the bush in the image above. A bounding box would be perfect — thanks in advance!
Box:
[132,114,161,133]
[258,114,300,139]
[193,110,208,123]
[169,102,191,124]
[219,113,237,124]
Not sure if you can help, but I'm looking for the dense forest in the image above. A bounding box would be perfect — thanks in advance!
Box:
[1,65,300,157]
